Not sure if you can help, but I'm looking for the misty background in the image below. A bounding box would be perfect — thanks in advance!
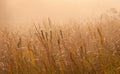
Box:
[0,0,120,31]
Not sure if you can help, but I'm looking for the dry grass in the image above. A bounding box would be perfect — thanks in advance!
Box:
[0,13,120,74]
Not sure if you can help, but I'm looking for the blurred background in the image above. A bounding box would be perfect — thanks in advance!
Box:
[3,0,120,22]
[0,0,120,31]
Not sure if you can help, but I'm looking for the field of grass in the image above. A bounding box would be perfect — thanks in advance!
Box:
[0,13,120,74]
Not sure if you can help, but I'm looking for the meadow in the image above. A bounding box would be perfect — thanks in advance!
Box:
[0,12,120,74]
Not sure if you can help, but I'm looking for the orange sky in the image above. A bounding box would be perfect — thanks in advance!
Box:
[3,0,120,23]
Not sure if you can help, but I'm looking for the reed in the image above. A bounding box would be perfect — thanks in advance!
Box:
[0,13,120,74]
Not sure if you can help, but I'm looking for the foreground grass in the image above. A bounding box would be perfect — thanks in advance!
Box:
[0,15,120,74]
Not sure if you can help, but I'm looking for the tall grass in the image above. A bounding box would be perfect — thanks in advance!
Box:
[0,13,120,74]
